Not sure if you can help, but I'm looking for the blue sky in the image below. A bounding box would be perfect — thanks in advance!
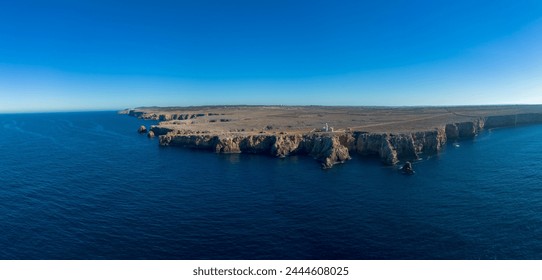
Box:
[1,0,541,112]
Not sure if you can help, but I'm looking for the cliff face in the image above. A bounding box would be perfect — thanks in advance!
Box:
[150,125,174,136]
[301,135,351,168]
[412,129,447,154]
[353,129,447,165]
[355,133,398,164]
[157,130,447,168]
[445,120,484,139]
[120,109,220,121]
[125,109,542,168]
[484,113,542,128]
[158,132,350,168]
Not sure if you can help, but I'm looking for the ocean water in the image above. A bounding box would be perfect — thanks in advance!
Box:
[1,111,542,260]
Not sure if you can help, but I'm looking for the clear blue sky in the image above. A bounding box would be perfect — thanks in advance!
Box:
[1,0,541,112]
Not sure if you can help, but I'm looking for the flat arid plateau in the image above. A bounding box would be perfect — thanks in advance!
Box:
[121,105,542,168]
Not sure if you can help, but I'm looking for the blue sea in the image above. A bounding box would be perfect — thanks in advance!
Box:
[1,111,542,259]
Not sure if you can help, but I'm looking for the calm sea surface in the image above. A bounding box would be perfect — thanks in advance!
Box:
[1,111,542,259]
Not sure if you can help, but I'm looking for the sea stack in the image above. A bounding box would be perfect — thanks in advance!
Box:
[401,161,414,175]
[138,125,147,134]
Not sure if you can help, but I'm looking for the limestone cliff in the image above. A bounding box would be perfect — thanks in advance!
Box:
[300,135,351,168]
[158,132,350,168]
[445,120,483,139]
[484,113,542,128]
[120,109,219,122]
[352,129,447,165]
[157,129,447,168]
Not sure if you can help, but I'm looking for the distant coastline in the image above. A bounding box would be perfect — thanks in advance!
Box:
[121,105,542,168]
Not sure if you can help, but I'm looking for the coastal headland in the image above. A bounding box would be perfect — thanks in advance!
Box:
[120,105,542,168]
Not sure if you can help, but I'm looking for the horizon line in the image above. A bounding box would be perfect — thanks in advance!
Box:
[2,103,542,114]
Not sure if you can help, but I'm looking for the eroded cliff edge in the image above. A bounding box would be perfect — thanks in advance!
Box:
[120,106,542,168]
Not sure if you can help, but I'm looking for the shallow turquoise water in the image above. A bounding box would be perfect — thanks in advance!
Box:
[0,111,541,259]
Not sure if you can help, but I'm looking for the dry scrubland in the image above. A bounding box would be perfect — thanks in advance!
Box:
[121,105,542,134]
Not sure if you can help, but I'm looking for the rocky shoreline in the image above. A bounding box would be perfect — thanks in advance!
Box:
[120,106,542,168]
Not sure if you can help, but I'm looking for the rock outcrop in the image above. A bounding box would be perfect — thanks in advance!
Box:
[272,134,304,158]
[150,125,174,136]
[158,132,351,168]
[401,161,414,175]
[138,125,147,134]
[412,128,447,155]
[301,135,351,168]
[445,120,483,139]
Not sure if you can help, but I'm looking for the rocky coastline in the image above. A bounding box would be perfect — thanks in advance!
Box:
[120,106,542,168]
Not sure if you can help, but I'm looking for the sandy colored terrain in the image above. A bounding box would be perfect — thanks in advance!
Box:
[122,105,542,134]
